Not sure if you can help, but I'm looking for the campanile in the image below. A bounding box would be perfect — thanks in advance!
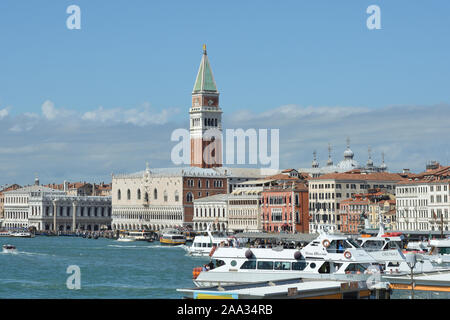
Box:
[189,45,223,168]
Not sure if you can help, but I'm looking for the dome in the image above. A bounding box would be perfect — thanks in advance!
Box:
[326,158,333,166]
[367,158,374,167]
[343,147,354,159]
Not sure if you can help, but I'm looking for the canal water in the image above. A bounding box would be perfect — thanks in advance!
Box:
[0,236,209,298]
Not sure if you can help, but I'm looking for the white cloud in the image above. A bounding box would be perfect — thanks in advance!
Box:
[0,108,9,119]
[82,103,179,126]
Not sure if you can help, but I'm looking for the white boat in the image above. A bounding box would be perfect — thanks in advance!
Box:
[127,230,153,241]
[11,231,33,238]
[116,233,136,242]
[192,230,380,287]
[2,244,17,253]
[357,224,445,274]
[186,224,240,257]
[0,230,12,237]
[427,238,450,268]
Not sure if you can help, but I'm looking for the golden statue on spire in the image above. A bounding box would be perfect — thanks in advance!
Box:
[203,44,207,54]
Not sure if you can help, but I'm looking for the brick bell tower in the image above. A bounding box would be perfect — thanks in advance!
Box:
[190,45,223,168]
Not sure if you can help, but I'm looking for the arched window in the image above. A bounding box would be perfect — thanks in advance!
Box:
[137,189,141,200]
[154,188,158,200]
[186,192,193,203]
[175,190,179,202]
[117,189,121,200]
[145,192,149,202]
[127,189,131,200]
[164,190,168,202]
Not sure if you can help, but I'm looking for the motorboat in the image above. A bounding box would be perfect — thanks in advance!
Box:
[127,230,154,241]
[427,238,450,268]
[356,223,446,274]
[185,224,240,257]
[116,232,136,242]
[12,231,34,238]
[2,244,17,253]
[160,228,186,245]
[191,230,380,287]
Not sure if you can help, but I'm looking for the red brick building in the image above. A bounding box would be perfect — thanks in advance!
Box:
[339,195,369,234]
[259,172,309,233]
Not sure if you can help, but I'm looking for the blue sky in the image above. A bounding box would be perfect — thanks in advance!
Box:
[0,1,449,185]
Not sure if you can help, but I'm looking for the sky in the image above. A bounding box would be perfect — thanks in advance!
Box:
[0,0,449,186]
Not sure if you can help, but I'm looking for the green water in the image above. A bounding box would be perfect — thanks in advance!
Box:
[0,236,209,298]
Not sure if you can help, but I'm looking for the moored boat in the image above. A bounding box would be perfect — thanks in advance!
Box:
[192,230,380,287]
[160,228,186,245]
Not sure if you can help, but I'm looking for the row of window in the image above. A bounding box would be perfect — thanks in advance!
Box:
[186,179,224,188]
[311,183,393,190]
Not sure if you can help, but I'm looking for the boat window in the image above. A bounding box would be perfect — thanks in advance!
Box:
[439,247,450,255]
[213,259,225,268]
[387,262,400,267]
[240,260,256,270]
[332,263,343,272]
[386,241,402,250]
[326,240,345,253]
[292,261,308,271]
[318,262,331,274]
[230,260,237,267]
[344,263,366,273]
[257,261,274,270]
[361,240,384,250]
[309,263,316,269]
[274,261,291,271]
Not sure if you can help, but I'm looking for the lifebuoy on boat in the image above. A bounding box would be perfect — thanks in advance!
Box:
[322,239,331,248]
[192,267,202,279]
[344,251,352,259]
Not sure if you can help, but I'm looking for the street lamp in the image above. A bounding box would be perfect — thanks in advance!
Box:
[405,253,417,299]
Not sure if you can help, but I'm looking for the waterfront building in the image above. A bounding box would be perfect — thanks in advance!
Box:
[396,163,449,232]
[339,190,396,234]
[193,193,229,231]
[2,181,112,231]
[0,184,21,226]
[112,165,228,231]
[261,181,309,234]
[227,186,263,233]
[308,171,403,233]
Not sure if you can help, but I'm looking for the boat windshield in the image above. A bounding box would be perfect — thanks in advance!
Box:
[326,240,355,253]
[361,240,384,251]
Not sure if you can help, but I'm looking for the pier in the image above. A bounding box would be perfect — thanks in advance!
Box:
[177,277,391,299]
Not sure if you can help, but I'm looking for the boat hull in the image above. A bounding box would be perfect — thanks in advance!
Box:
[160,238,186,245]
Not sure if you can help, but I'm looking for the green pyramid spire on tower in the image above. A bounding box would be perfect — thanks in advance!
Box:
[193,44,218,93]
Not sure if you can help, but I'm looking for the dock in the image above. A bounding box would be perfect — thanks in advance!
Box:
[383,269,450,298]
[177,277,391,299]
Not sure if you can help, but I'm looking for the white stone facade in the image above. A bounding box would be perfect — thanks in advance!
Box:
[396,181,449,232]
